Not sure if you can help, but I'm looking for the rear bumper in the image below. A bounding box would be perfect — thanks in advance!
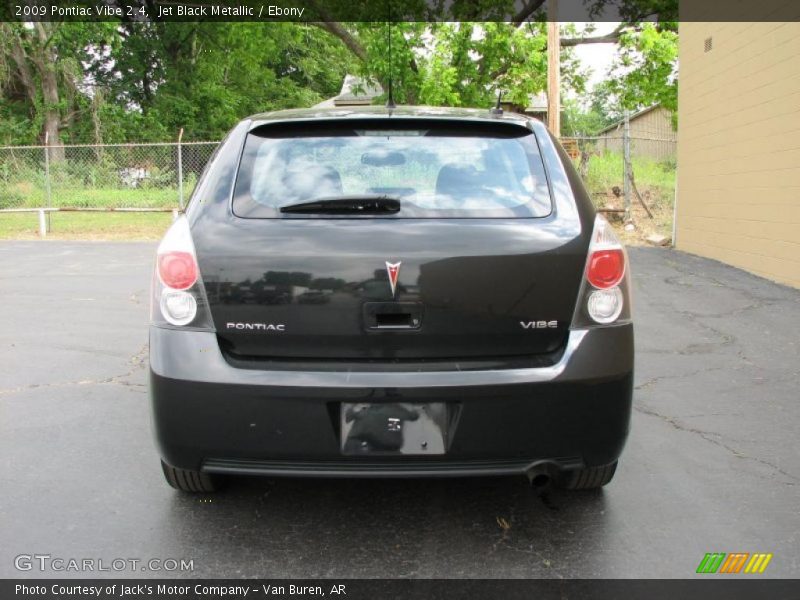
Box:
[149,325,633,476]
[201,457,585,479]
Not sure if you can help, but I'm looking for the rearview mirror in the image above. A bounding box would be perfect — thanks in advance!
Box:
[361,150,406,167]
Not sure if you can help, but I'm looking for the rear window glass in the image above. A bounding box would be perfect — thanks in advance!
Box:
[232,121,551,218]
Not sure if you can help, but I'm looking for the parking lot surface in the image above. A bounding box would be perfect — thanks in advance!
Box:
[1,242,798,578]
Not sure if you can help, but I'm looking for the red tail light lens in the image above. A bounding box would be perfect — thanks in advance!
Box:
[587,248,625,289]
[158,251,197,290]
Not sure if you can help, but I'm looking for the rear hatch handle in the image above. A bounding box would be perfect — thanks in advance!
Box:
[363,302,423,330]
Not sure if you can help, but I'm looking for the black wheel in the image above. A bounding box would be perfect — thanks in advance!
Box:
[160,460,219,493]
[557,461,617,490]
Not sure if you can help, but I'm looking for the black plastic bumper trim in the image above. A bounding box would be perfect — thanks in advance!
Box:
[201,457,584,478]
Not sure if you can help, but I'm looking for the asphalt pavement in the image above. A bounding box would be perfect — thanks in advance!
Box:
[1,242,798,578]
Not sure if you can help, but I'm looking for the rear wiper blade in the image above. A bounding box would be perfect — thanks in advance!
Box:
[280,195,401,214]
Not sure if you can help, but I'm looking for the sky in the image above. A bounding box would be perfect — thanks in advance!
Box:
[571,22,621,90]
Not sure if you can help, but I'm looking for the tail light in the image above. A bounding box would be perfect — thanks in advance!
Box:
[151,216,214,330]
[157,251,197,290]
[571,215,632,328]
[587,249,625,289]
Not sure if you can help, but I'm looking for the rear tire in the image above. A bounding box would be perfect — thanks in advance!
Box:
[161,460,219,493]
[557,461,617,490]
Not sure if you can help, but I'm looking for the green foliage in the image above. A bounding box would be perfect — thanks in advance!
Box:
[562,99,613,136]
[0,16,680,145]
[0,184,24,209]
[0,109,36,146]
[0,211,172,240]
[354,22,426,104]
[88,22,355,141]
[605,23,678,114]
[351,21,571,109]
[0,154,180,209]
[580,151,676,209]
[0,22,119,145]
[0,22,355,145]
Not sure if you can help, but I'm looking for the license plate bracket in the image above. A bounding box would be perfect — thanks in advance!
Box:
[340,402,447,456]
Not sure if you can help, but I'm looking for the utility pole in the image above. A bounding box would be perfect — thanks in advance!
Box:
[547,0,560,136]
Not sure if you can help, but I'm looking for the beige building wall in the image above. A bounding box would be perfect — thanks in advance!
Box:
[676,21,800,288]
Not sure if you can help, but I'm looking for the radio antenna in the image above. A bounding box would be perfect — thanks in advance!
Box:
[490,90,504,116]
[385,14,396,108]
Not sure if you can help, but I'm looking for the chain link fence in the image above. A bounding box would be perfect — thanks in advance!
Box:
[0,141,219,211]
[562,133,677,226]
[0,132,676,237]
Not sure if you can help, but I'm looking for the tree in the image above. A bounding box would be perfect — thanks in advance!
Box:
[0,20,356,145]
[604,22,678,114]
[311,0,678,115]
[562,98,613,137]
[0,22,113,153]
[88,22,356,141]
[311,21,589,110]
[0,1,680,145]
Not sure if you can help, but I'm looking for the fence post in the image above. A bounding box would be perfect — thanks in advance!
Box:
[38,209,47,238]
[44,132,52,232]
[622,111,632,223]
[177,128,184,210]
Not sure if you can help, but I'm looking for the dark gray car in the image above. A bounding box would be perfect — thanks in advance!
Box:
[149,106,633,492]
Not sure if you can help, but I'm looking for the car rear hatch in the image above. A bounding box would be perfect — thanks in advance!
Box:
[194,118,587,362]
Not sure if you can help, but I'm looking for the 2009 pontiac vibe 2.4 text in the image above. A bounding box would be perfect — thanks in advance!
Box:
[149,106,633,492]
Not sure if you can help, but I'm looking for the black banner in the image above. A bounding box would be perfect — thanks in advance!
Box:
[2,0,800,23]
[5,579,800,600]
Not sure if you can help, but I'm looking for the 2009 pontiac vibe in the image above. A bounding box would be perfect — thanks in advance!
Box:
[149,106,633,492]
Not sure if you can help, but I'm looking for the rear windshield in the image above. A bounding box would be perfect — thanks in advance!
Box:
[232,121,552,218]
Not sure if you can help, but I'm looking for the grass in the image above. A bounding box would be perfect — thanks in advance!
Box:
[36,187,179,209]
[0,167,182,240]
[0,212,173,240]
[583,152,676,204]
[576,151,677,246]
[1,183,180,210]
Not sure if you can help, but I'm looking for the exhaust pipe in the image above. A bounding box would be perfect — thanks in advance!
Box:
[525,463,554,488]
[529,473,551,488]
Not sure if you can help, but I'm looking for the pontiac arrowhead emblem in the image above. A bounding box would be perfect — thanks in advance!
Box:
[385,261,401,298]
